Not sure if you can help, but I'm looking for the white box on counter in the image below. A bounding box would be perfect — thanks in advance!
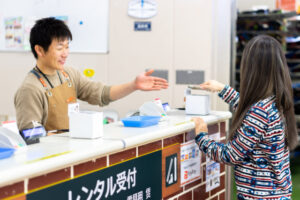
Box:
[185,94,210,115]
[69,111,103,139]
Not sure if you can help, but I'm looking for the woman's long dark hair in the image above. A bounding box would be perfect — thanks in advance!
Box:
[230,35,298,150]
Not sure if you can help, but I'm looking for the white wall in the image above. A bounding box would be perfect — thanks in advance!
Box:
[0,0,232,120]
[212,0,233,111]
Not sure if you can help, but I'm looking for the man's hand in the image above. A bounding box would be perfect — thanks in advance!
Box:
[134,69,169,91]
[191,117,208,136]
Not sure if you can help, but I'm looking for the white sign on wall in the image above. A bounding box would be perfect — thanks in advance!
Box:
[206,162,220,192]
[180,140,201,186]
[206,132,221,192]
[0,0,109,53]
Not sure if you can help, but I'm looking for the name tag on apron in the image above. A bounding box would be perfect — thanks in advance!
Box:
[68,103,80,116]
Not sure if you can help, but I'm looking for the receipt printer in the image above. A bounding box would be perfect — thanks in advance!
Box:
[69,111,103,139]
[185,88,210,115]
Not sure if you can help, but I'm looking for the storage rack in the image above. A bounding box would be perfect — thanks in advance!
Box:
[235,10,296,91]
[234,10,300,139]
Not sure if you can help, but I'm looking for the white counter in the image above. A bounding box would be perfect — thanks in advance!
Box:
[0,110,231,187]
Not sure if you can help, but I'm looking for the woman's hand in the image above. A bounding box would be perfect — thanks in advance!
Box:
[199,80,225,92]
[191,117,208,136]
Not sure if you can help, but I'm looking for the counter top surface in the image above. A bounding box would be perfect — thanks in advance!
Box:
[0,110,231,187]
[103,110,232,148]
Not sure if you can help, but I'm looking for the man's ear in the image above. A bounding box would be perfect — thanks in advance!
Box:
[34,45,45,58]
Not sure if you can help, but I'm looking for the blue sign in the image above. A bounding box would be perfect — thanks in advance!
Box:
[27,151,162,200]
[134,22,151,31]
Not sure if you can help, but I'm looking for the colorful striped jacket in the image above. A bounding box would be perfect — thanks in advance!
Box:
[195,85,292,200]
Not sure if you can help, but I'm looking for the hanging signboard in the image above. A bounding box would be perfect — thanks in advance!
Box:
[206,132,221,192]
[180,140,201,186]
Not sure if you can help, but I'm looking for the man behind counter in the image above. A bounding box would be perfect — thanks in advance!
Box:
[14,17,168,133]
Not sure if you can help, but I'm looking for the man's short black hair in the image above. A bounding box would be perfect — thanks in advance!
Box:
[30,17,72,59]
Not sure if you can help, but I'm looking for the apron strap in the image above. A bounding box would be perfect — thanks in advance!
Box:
[30,70,53,96]
[61,70,72,87]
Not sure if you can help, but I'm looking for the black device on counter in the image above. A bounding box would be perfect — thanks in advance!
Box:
[20,126,46,145]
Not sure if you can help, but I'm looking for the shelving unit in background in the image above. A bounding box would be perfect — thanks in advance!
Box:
[235,10,296,91]
[234,10,300,140]
[286,16,300,136]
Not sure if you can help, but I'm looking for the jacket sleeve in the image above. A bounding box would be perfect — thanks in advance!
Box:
[67,67,112,106]
[218,85,240,111]
[195,106,268,165]
[14,85,46,130]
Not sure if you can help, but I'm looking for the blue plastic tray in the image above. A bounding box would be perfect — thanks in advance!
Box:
[0,148,15,159]
[121,116,161,127]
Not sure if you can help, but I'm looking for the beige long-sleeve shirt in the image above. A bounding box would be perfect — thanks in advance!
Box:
[14,66,111,131]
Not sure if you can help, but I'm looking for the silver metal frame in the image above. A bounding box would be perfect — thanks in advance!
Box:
[227,0,237,199]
